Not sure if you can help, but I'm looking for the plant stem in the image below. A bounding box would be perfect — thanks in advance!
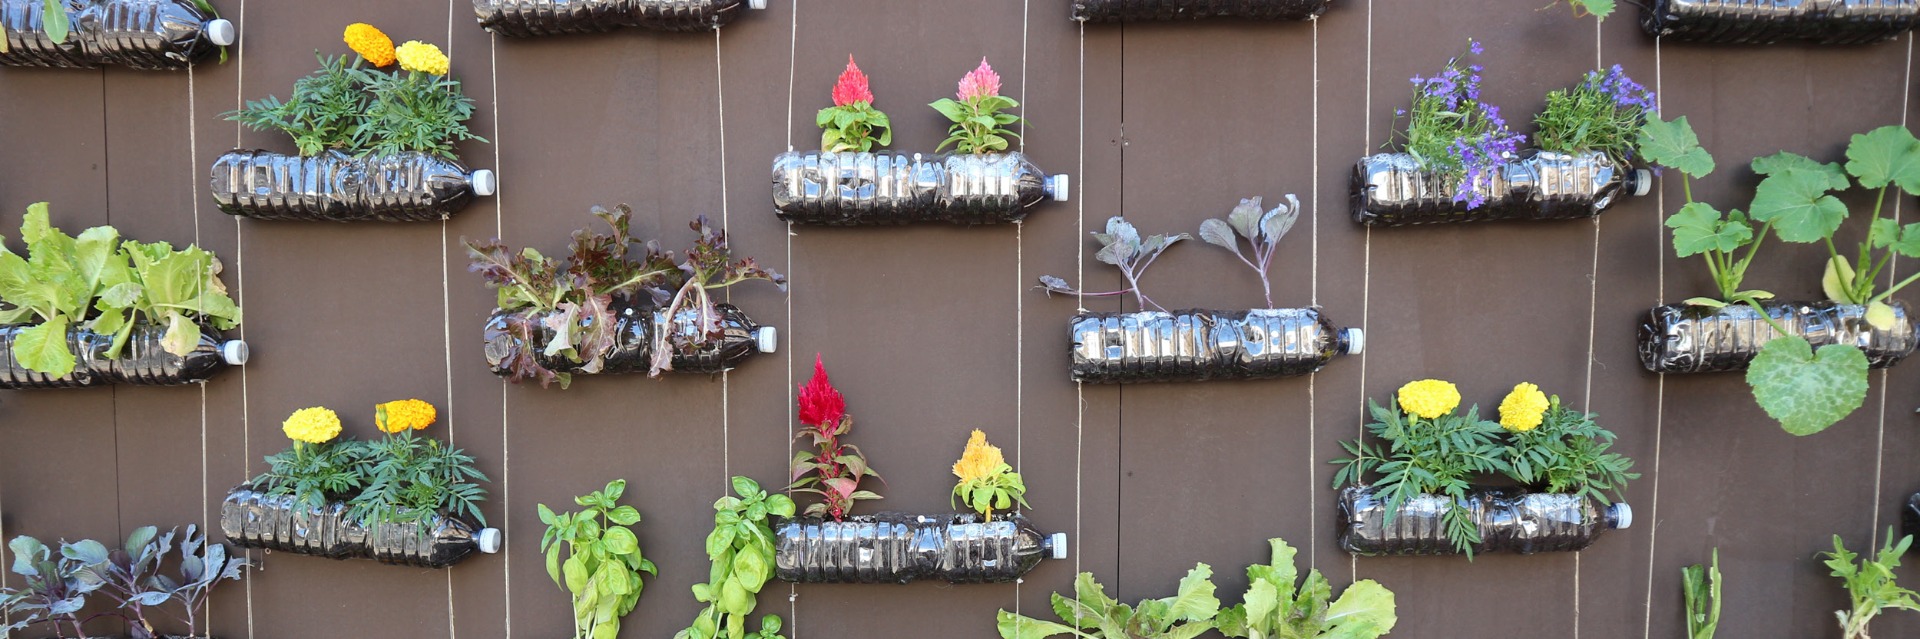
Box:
[1870,270,1920,304]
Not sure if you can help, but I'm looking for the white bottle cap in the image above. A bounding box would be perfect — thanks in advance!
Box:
[1048,532,1068,560]
[1633,169,1653,197]
[476,528,503,554]
[1046,174,1071,202]
[1341,328,1364,355]
[755,326,778,354]
[220,340,250,366]
[470,169,498,197]
[205,19,236,47]
[1610,502,1633,530]
[748,0,768,8]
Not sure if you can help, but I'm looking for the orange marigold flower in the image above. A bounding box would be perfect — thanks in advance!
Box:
[343,23,395,67]
[376,399,437,433]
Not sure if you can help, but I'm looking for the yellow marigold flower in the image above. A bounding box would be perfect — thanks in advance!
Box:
[283,407,343,444]
[395,40,449,76]
[1498,382,1550,433]
[1396,379,1461,420]
[952,429,1005,483]
[376,399,437,434]
[343,23,395,68]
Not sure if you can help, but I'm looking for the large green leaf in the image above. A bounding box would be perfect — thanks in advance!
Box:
[1751,152,1849,188]
[1746,337,1869,436]
[1240,580,1279,636]
[995,610,1079,639]
[1162,564,1221,624]
[1666,202,1750,258]
[1749,162,1849,243]
[1637,116,1715,178]
[1845,125,1920,194]
[13,314,74,377]
[40,0,68,45]
[1320,580,1398,639]
[1573,0,1616,18]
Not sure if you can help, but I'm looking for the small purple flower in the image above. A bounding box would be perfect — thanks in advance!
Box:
[1469,39,1484,55]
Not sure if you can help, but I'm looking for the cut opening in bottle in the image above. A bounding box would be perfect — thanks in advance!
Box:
[1069,308,1357,383]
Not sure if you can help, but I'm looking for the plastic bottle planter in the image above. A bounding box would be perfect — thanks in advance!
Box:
[208,150,498,222]
[219,487,501,569]
[773,513,1067,584]
[771,151,1070,226]
[483,299,776,378]
[1904,493,1920,544]
[0,0,234,70]
[1351,150,1652,227]
[473,0,769,37]
[1068,308,1360,383]
[1640,0,1919,45]
[1336,486,1632,556]
[1070,0,1332,22]
[0,323,246,390]
[1638,300,1918,373]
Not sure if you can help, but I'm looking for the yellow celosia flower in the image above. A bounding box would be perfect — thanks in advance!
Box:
[376,399,437,434]
[343,23,395,68]
[1396,379,1461,420]
[1498,382,1550,433]
[952,429,1005,483]
[395,40,449,76]
[283,407,342,444]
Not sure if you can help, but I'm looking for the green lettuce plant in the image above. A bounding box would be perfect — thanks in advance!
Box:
[996,566,1219,639]
[540,480,656,639]
[0,203,241,378]
[676,477,792,639]
[1215,538,1396,639]
[1824,531,1920,639]
[1683,549,1722,639]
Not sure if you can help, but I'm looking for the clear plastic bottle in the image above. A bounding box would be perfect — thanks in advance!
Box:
[773,512,1067,584]
[209,150,497,222]
[0,322,246,389]
[1068,308,1361,383]
[483,298,777,377]
[771,150,1070,225]
[219,487,501,569]
[472,0,763,37]
[0,0,234,70]
[1336,486,1631,556]
[1640,0,1919,45]
[1071,0,1332,22]
[1638,300,1918,373]
[1352,150,1651,226]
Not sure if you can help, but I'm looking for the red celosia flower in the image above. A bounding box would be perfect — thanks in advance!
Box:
[831,55,874,107]
[957,57,1001,101]
[797,354,845,427]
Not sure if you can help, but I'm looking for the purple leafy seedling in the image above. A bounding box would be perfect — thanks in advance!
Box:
[1038,216,1190,312]
[1199,195,1300,308]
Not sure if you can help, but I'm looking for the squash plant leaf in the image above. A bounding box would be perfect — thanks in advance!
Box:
[1749,156,1849,243]
[1666,202,1749,257]
[1845,125,1920,195]
[1637,116,1715,178]
[1746,336,1868,436]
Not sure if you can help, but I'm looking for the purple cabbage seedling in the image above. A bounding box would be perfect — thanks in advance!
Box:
[1038,217,1190,312]
[1198,195,1300,308]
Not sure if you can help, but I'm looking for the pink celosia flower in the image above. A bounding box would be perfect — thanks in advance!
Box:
[832,55,873,107]
[957,57,1001,102]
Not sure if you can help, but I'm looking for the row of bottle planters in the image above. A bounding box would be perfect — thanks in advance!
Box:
[1,0,1913,72]
[214,481,1636,576]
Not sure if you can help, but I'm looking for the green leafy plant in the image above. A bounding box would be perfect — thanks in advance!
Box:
[1756,126,1920,324]
[349,400,489,527]
[227,25,479,159]
[72,525,247,639]
[996,566,1220,639]
[676,477,793,639]
[789,355,882,520]
[227,54,372,157]
[1332,380,1508,557]
[466,206,783,387]
[1535,65,1654,167]
[1501,396,1638,506]
[253,431,373,512]
[1683,549,1722,639]
[0,203,242,378]
[360,66,481,159]
[1038,216,1191,312]
[1551,0,1615,19]
[1823,531,1920,639]
[1,535,104,638]
[1215,538,1396,639]
[931,58,1024,154]
[818,55,891,153]
[952,429,1028,521]
[539,480,657,639]
[1391,39,1526,210]
[1198,195,1300,308]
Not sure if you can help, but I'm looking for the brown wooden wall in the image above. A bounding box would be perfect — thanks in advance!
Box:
[2,1,1917,637]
